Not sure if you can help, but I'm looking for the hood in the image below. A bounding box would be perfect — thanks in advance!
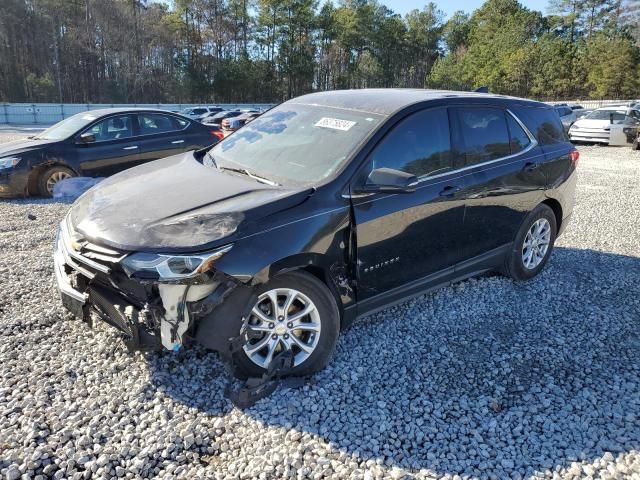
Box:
[571,118,611,130]
[0,138,55,157]
[68,153,312,252]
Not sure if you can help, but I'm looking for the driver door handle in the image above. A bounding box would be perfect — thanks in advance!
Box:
[171,140,185,144]
[123,145,138,150]
[523,161,539,172]
[439,185,461,198]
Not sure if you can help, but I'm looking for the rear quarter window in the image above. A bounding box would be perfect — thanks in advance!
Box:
[511,107,568,145]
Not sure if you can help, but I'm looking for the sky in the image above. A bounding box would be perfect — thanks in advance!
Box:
[385,0,550,17]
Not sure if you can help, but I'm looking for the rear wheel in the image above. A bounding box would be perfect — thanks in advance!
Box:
[233,271,340,379]
[39,166,75,197]
[504,204,557,281]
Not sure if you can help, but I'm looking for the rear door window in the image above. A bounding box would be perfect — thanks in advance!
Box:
[175,117,189,129]
[137,113,178,135]
[454,107,511,166]
[368,107,453,178]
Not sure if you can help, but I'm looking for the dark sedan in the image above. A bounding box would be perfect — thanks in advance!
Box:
[0,108,220,197]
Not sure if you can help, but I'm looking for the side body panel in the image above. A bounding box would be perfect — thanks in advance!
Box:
[350,172,466,301]
[456,144,548,260]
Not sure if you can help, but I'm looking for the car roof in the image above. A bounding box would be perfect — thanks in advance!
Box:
[596,105,633,111]
[75,108,186,117]
[288,88,548,116]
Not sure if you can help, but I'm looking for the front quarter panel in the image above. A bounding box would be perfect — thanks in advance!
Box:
[212,193,355,307]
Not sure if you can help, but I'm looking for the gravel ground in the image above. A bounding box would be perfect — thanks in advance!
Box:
[0,138,639,480]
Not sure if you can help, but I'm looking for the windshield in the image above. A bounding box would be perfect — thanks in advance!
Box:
[35,112,100,141]
[207,103,385,186]
[585,110,628,122]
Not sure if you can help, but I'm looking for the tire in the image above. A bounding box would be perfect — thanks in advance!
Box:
[38,166,75,197]
[504,204,557,281]
[232,271,340,379]
[633,137,640,151]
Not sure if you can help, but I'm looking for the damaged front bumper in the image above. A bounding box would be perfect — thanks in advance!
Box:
[53,220,242,352]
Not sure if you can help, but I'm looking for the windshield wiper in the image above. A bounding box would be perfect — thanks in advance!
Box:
[219,166,280,186]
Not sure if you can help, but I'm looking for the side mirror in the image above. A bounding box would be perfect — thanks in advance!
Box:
[356,167,419,194]
[77,132,96,144]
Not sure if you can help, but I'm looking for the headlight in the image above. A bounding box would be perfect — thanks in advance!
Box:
[0,156,21,169]
[121,244,233,280]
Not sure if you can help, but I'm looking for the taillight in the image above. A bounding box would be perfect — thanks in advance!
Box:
[569,149,579,166]
[211,130,224,141]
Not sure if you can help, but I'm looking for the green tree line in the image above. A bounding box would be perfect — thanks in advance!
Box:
[0,0,638,103]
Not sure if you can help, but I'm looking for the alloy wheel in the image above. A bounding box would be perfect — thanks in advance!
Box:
[243,288,321,369]
[521,218,551,270]
[46,171,72,195]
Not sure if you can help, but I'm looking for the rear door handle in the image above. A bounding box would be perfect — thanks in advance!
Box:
[439,185,462,198]
[523,162,539,172]
[171,140,185,144]
[123,146,138,150]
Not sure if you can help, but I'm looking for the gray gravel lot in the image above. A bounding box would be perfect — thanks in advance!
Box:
[0,136,639,479]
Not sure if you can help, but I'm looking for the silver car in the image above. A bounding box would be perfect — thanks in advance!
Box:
[569,106,640,146]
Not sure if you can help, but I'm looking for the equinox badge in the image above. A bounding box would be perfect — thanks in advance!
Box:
[363,257,400,273]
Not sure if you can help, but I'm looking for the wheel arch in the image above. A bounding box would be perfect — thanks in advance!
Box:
[251,253,350,326]
[541,198,563,232]
[27,161,78,195]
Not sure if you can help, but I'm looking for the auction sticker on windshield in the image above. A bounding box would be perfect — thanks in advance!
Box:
[315,117,356,131]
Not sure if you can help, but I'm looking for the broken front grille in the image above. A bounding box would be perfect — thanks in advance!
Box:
[59,220,127,277]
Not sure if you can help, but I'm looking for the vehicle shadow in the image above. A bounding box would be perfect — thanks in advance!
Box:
[145,246,640,477]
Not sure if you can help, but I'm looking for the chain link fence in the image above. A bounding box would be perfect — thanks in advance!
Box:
[0,103,275,125]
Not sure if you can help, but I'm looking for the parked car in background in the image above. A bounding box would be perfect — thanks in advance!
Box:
[568,104,588,118]
[181,106,223,119]
[554,105,577,131]
[237,111,262,124]
[0,109,220,197]
[54,89,577,379]
[221,111,262,134]
[202,110,243,126]
[575,109,592,119]
[569,106,640,146]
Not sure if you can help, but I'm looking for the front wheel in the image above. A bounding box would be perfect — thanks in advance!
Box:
[232,271,340,379]
[39,166,75,197]
[504,204,557,281]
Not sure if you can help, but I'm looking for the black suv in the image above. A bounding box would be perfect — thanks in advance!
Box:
[54,89,577,378]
